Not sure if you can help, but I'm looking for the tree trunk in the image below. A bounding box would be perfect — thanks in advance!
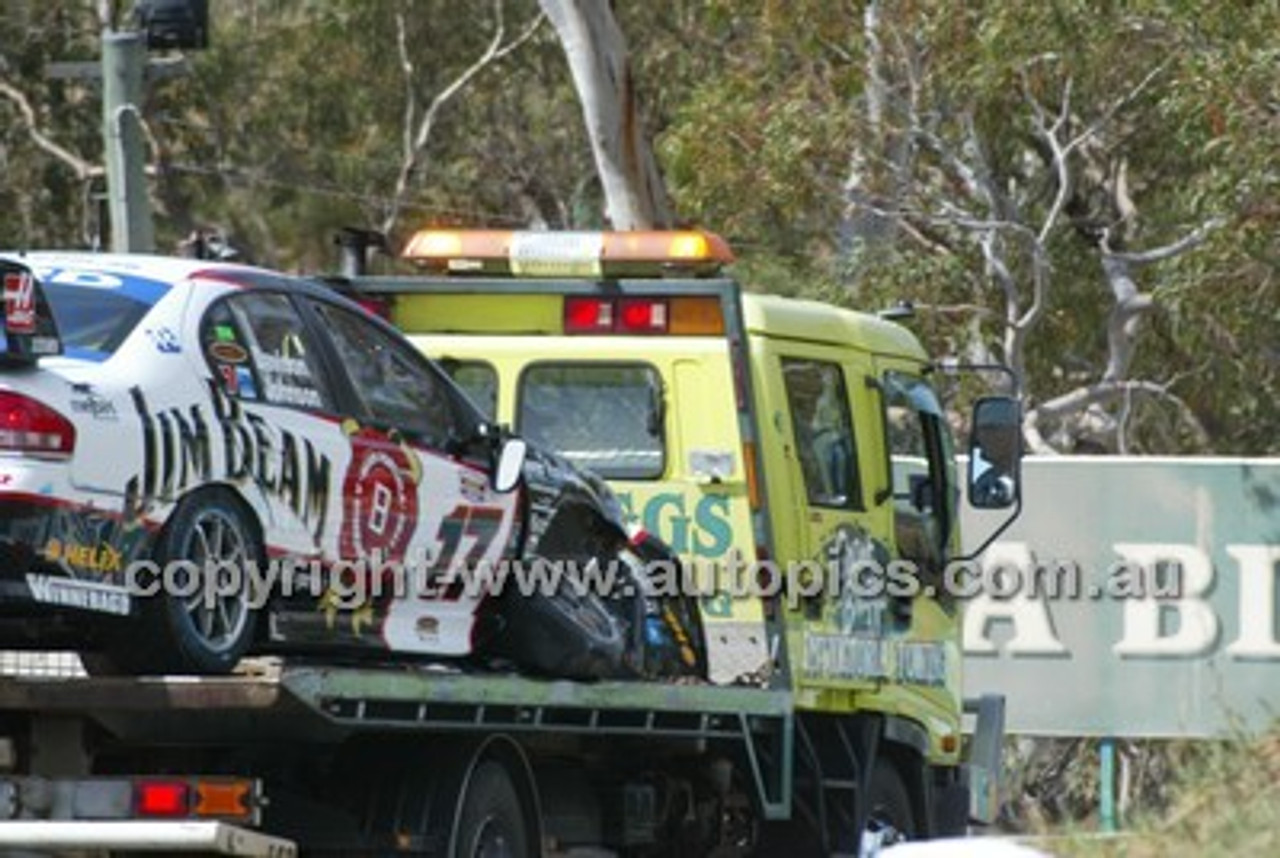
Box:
[538,0,671,229]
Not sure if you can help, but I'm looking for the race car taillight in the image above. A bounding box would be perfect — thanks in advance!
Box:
[0,391,76,458]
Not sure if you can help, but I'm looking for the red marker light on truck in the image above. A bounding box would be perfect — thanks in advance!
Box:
[618,298,668,333]
[564,297,613,333]
[136,780,189,816]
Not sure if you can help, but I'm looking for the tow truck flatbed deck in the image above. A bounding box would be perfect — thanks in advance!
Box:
[0,662,792,744]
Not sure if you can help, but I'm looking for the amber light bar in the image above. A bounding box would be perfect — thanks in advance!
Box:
[402,229,734,278]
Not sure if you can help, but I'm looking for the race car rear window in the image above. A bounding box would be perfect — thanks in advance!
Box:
[43,283,153,361]
[517,362,665,480]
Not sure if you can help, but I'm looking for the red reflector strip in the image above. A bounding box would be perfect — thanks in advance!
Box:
[137,781,189,817]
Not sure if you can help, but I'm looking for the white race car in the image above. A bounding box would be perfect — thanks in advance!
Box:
[0,252,704,678]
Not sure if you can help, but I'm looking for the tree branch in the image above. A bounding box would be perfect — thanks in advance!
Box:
[0,78,100,180]
[1025,378,1208,452]
[381,0,544,236]
[1101,217,1225,265]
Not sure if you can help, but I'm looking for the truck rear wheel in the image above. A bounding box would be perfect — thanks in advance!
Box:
[453,761,531,858]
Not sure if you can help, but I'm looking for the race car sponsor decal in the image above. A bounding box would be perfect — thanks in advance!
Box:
[148,326,182,353]
[318,579,378,634]
[40,507,151,579]
[208,340,248,364]
[219,364,240,395]
[458,469,489,503]
[69,389,119,421]
[382,597,476,655]
[337,420,421,563]
[256,353,323,409]
[235,366,257,399]
[123,382,331,543]
[43,538,124,574]
[25,574,130,616]
[3,269,36,333]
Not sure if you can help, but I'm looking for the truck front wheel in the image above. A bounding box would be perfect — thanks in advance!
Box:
[453,760,531,858]
[862,759,916,852]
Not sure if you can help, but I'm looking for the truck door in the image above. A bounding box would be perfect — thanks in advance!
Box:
[762,342,891,690]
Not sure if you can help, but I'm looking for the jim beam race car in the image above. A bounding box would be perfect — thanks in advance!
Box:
[0,252,705,679]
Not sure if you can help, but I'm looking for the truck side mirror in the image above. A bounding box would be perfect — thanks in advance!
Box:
[967,397,1021,509]
[493,437,528,494]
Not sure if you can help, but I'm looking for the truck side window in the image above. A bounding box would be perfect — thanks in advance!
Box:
[517,362,664,480]
[882,372,956,573]
[782,358,861,509]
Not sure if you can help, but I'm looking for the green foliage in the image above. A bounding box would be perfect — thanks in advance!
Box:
[1,0,1275,452]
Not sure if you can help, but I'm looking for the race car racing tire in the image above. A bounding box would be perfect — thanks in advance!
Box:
[486,557,627,680]
[88,488,262,675]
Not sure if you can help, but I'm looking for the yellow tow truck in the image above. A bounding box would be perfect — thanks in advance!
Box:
[328,226,1020,853]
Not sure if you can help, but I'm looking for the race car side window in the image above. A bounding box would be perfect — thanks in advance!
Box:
[439,359,498,420]
[310,302,455,448]
[201,293,333,411]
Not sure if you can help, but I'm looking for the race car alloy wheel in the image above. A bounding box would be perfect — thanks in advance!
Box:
[164,496,257,665]
[98,489,262,675]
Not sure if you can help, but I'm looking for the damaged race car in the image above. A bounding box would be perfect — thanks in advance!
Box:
[0,252,706,679]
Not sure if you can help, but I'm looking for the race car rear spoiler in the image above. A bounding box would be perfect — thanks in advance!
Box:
[0,260,62,367]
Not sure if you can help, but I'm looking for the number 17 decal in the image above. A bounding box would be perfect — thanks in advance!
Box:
[434,504,506,579]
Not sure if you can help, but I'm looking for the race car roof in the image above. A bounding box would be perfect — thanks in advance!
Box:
[0,251,259,288]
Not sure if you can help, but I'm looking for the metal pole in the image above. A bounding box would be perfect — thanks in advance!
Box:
[101,30,154,253]
[1099,736,1117,832]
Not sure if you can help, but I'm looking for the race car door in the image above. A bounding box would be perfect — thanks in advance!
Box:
[307,300,519,656]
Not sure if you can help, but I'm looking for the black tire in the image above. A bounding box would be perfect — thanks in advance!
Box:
[486,556,627,679]
[863,759,916,851]
[89,488,261,675]
[623,536,709,680]
[452,761,530,858]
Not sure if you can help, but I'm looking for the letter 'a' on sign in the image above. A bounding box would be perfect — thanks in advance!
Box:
[0,263,63,365]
